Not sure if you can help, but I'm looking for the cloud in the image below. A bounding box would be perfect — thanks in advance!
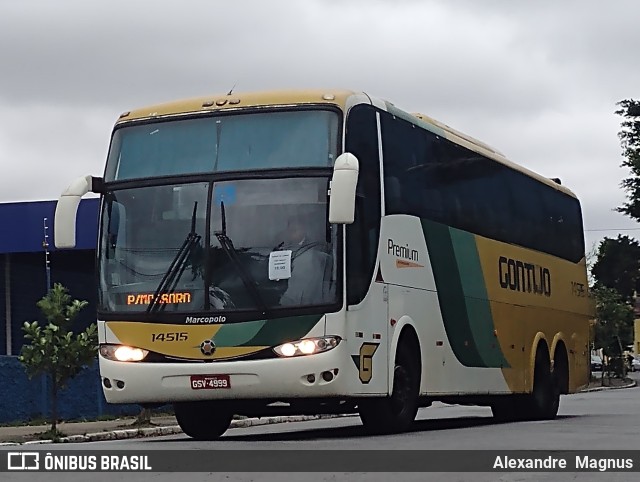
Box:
[0,0,639,251]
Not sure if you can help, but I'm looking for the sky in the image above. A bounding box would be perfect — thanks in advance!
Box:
[1,0,639,254]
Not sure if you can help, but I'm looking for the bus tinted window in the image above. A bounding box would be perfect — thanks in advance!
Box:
[380,111,584,262]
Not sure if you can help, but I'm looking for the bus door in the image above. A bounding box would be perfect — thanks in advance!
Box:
[346,278,389,396]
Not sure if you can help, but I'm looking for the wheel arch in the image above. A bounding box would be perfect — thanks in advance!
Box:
[388,316,422,395]
[550,335,570,394]
[527,333,550,392]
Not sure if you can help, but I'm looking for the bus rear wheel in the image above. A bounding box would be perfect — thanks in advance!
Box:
[359,348,420,434]
[526,348,560,420]
[174,401,233,440]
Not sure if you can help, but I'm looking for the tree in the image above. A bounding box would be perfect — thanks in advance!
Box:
[616,98,640,220]
[591,235,640,302]
[18,283,98,438]
[592,286,634,377]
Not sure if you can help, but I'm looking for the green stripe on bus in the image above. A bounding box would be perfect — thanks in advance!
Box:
[238,315,323,347]
[421,219,484,367]
[212,319,267,347]
[450,229,509,368]
[421,219,508,368]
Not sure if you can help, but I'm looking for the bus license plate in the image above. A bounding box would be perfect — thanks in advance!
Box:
[190,374,231,390]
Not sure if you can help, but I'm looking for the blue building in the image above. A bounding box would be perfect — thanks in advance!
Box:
[0,198,99,356]
[0,198,138,423]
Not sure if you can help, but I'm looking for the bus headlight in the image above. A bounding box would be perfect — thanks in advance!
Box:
[273,336,341,358]
[100,344,149,362]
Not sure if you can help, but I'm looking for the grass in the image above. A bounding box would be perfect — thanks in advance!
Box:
[0,408,176,430]
[37,428,66,442]
[0,417,51,428]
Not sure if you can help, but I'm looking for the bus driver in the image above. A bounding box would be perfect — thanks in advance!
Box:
[277,217,330,307]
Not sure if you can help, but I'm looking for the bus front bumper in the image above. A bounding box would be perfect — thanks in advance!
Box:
[99,345,349,404]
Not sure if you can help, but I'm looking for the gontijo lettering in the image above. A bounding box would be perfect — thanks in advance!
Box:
[126,292,192,305]
[498,256,551,296]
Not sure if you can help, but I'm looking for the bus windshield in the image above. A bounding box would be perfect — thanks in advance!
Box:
[105,110,339,181]
[98,177,338,315]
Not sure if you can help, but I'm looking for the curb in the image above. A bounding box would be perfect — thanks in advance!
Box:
[580,380,637,393]
[0,414,355,447]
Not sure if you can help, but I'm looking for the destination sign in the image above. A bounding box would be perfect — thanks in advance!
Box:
[120,292,193,305]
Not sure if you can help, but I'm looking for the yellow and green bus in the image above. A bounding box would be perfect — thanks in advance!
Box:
[55,89,592,439]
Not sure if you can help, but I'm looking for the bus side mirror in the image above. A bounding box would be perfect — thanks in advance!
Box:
[329,153,359,224]
[54,175,102,248]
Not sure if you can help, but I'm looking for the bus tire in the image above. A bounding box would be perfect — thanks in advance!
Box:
[527,348,560,420]
[491,396,524,422]
[554,344,570,394]
[359,346,420,434]
[174,401,233,440]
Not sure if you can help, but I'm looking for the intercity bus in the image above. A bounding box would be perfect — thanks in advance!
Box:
[55,89,592,439]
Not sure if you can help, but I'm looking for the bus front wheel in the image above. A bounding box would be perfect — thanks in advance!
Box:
[358,347,420,434]
[174,401,233,440]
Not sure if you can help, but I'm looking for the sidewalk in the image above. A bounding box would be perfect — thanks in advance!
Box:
[0,415,181,445]
[581,376,637,392]
[0,379,635,446]
[0,413,354,446]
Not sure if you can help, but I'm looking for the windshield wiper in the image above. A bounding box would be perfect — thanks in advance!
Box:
[147,202,201,313]
[214,200,270,316]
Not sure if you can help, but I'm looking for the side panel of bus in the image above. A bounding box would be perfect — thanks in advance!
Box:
[380,215,512,395]
[377,214,591,396]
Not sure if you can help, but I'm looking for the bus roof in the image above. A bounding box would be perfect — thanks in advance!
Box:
[412,113,506,158]
[407,111,578,199]
[116,89,357,124]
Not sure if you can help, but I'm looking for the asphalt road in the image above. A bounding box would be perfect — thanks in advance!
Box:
[3,372,639,482]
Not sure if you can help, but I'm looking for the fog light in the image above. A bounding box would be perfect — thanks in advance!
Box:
[322,371,334,382]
